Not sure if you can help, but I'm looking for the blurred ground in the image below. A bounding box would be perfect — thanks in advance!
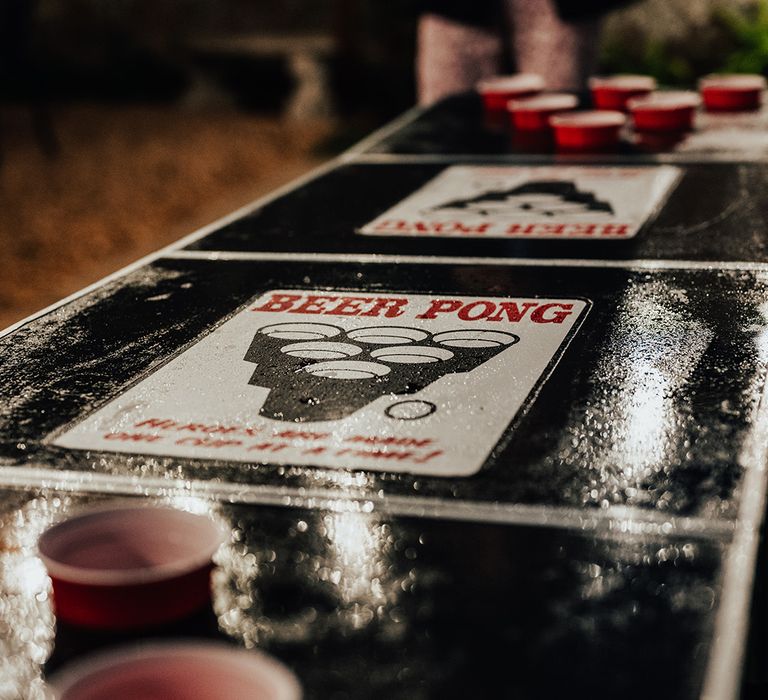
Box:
[0,105,334,329]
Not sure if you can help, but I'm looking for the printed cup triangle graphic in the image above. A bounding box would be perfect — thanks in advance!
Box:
[430,180,614,218]
[359,165,680,240]
[53,290,589,478]
[244,322,519,421]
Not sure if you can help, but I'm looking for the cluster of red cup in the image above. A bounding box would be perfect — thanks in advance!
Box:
[38,504,302,698]
[477,73,628,152]
[623,74,766,133]
[478,71,767,152]
[590,75,704,136]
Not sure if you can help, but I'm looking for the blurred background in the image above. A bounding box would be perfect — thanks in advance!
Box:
[0,0,765,328]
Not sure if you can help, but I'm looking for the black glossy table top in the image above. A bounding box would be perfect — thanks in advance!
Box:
[182,160,768,264]
[1,98,767,699]
[1,490,723,700]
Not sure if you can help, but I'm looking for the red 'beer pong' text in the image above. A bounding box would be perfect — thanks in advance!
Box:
[371,219,631,237]
[252,293,575,324]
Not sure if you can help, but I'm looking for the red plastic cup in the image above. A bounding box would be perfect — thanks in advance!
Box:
[38,505,226,630]
[477,74,545,112]
[550,110,627,152]
[589,75,656,111]
[699,74,766,111]
[47,641,302,700]
[628,91,701,131]
[506,93,578,131]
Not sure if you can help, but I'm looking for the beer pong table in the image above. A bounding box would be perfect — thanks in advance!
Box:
[1,93,768,698]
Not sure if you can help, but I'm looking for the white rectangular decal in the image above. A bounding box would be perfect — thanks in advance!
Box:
[360,165,680,240]
[53,290,588,477]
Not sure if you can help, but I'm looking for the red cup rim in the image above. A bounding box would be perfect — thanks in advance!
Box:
[627,91,701,112]
[699,73,766,90]
[47,641,302,700]
[506,93,578,112]
[589,75,657,91]
[476,73,545,94]
[549,110,627,128]
[38,504,227,586]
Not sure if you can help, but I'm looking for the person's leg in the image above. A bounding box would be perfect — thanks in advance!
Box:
[416,13,503,106]
[505,0,601,91]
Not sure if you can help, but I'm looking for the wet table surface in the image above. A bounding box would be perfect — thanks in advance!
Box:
[1,96,768,699]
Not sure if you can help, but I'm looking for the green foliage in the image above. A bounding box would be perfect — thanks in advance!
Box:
[600,0,768,86]
[714,0,768,73]
[600,33,696,87]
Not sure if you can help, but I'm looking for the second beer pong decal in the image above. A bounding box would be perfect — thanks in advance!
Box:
[53,290,590,477]
[360,165,680,240]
